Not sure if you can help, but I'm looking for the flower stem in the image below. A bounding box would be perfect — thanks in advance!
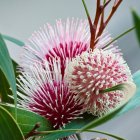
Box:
[96,0,123,40]
[25,122,40,139]
[37,129,125,140]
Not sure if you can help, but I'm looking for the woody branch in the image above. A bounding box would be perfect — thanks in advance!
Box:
[82,0,123,49]
[96,0,123,42]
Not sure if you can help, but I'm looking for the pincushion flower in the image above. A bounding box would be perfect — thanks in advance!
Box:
[65,48,133,116]
[20,18,120,76]
[18,18,130,126]
[17,60,83,129]
[17,0,136,137]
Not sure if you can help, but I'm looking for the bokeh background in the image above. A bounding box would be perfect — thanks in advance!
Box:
[0,0,140,139]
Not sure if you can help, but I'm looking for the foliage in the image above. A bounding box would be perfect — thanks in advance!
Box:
[132,10,140,46]
[0,105,24,140]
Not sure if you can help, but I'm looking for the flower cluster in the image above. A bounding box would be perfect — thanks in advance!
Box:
[17,18,133,131]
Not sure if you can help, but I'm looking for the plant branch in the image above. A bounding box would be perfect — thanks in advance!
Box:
[96,0,123,39]
[99,0,112,40]
[106,0,123,26]
[37,129,125,140]
[90,0,111,48]
[82,0,123,50]
[95,0,123,45]
[101,0,112,24]
[90,0,102,49]
[25,122,41,139]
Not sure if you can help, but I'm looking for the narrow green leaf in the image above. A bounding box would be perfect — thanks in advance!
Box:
[40,129,125,140]
[105,26,135,48]
[2,34,25,46]
[0,34,17,112]
[100,83,125,93]
[82,0,90,18]
[0,105,24,140]
[132,10,140,46]
[0,60,17,103]
[41,113,96,140]
[1,104,53,136]
[0,69,13,103]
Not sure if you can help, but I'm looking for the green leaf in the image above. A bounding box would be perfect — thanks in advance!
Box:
[100,83,125,93]
[41,113,96,140]
[105,26,135,48]
[2,34,25,46]
[0,34,17,110]
[0,69,13,103]
[0,105,24,140]
[40,114,125,140]
[132,10,140,46]
[39,129,125,140]
[0,60,18,103]
[1,104,53,136]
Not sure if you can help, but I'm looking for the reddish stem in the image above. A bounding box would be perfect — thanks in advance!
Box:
[90,0,102,49]
[25,123,40,139]
[82,0,123,50]
[91,0,112,48]
[95,0,123,45]
[105,0,123,26]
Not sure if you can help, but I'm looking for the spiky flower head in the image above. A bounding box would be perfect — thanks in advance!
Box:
[17,59,83,129]
[66,49,133,116]
[20,18,120,76]
[20,18,128,121]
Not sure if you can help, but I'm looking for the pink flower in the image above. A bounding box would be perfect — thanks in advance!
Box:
[17,60,83,129]
[20,18,119,76]
[18,18,128,123]
[65,49,133,116]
